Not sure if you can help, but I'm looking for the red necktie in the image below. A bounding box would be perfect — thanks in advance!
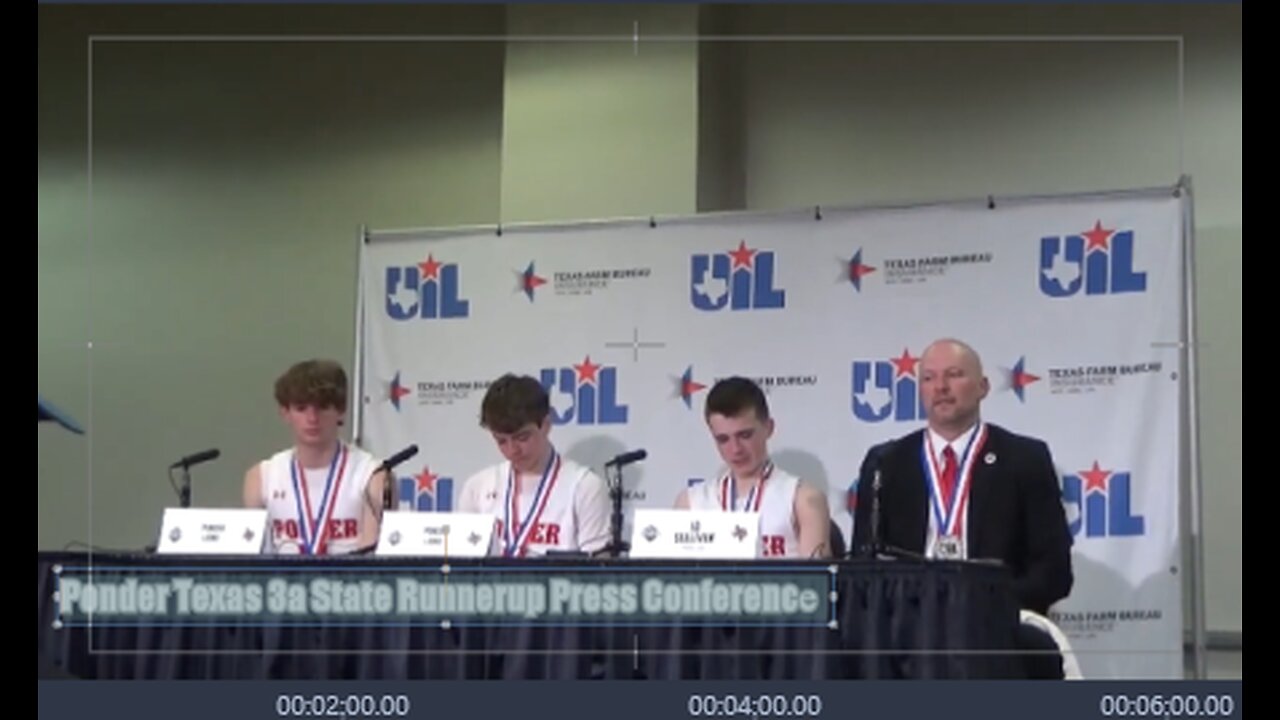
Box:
[940,445,958,510]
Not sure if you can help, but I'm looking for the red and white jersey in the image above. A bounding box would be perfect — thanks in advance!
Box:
[458,452,610,557]
[688,462,801,558]
[259,442,379,555]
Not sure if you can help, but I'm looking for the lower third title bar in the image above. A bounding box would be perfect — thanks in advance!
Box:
[52,569,833,626]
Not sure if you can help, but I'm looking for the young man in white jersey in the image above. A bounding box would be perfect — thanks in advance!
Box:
[674,377,832,559]
[242,360,387,555]
[458,374,611,557]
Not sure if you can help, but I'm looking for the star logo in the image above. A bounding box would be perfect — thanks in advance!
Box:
[1082,220,1114,254]
[417,254,443,281]
[728,240,757,270]
[847,248,876,291]
[677,365,707,409]
[890,348,920,379]
[1079,461,1112,495]
[518,261,547,302]
[573,356,602,385]
[387,371,412,410]
[415,467,440,495]
[1009,357,1041,402]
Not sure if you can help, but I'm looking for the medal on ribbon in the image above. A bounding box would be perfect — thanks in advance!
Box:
[719,461,773,512]
[290,442,349,555]
[921,425,986,559]
[502,450,562,557]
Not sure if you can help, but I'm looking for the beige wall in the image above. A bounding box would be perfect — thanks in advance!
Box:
[38,5,507,552]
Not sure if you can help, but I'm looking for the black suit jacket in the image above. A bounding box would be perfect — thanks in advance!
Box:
[852,423,1074,615]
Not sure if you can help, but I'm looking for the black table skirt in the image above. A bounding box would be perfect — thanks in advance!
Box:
[38,552,1024,680]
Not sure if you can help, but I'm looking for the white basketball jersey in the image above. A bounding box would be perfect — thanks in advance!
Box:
[259,442,379,555]
[458,452,610,557]
[688,462,801,558]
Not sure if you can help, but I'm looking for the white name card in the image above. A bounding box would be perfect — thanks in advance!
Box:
[629,509,760,560]
[376,511,495,558]
[156,508,269,555]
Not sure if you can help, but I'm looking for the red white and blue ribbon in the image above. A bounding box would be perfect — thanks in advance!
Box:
[719,461,774,512]
[290,442,349,555]
[502,450,562,557]
[921,424,986,540]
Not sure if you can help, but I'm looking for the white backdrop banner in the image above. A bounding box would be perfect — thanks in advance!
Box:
[357,188,1188,679]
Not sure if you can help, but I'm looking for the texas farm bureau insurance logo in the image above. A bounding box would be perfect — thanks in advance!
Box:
[690,240,786,311]
[711,373,819,394]
[995,356,1041,403]
[385,254,470,320]
[515,260,651,301]
[383,371,492,410]
[1043,360,1164,396]
[1039,220,1148,298]
[1048,605,1165,639]
[841,246,992,291]
[673,366,816,410]
[673,365,708,409]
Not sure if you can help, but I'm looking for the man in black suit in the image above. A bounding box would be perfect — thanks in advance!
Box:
[852,338,1073,616]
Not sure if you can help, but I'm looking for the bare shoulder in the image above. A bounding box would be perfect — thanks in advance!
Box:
[242,462,265,508]
[795,480,826,501]
[674,487,691,509]
[793,481,830,513]
[243,461,264,487]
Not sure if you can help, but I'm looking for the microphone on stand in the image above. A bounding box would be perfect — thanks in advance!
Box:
[378,445,419,511]
[605,448,647,468]
[168,448,220,509]
[169,448,220,469]
[862,439,923,561]
[602,449,646,558]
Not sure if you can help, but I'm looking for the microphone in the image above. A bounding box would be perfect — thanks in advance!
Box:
[169,448,220,469]
[379,445,419,511]
[605,449,647,468]
[870,463,884,557]
[601,449,646,559]
[865,438,895,558]
[864,438,924,561]
[379,444,419,472]
[168,448,220,509]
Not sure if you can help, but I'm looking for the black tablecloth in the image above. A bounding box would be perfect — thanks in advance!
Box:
[38,551,1023,680]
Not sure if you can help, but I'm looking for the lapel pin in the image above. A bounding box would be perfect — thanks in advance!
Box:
[984,452,997,465]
